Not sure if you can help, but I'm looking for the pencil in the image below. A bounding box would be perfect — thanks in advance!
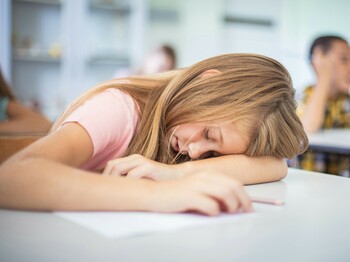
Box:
[250,196,285,205]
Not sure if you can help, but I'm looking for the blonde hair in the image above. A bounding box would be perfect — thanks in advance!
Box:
[52,54,308,164]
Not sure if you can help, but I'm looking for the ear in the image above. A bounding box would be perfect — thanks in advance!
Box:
[199,69,221,79]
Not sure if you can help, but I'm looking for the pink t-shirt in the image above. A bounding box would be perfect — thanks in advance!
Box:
[62,88,139,171]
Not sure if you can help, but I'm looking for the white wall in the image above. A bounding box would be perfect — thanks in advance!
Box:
[179,0,225,66]
[164,0,350,98]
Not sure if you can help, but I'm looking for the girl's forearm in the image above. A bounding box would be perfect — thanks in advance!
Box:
[177,155,287,185]
[0,157,153,211]
[0,155,254,215]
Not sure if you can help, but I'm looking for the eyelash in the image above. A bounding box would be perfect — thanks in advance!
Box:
[205,128,210,140]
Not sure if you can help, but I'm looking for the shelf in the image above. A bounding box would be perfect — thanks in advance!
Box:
[223,15,274,27]
[150,8,179,23]
[12,54,61,63]
[88,55,129,65]
[8,0,141,120]
[89,1,130,13]
[14,0,61,6]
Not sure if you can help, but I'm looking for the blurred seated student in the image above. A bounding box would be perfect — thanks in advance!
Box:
[0,68,52,134]
[115,45,176,77]
[297,35,350,175]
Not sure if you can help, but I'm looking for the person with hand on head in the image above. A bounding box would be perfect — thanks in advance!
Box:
[297,35,350,175]
[298,35,350,133]
[0,67,51,134]
[0,54,308,216]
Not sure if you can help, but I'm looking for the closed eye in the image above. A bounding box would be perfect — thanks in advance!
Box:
[204,128,210,140]
[205,127,214,140]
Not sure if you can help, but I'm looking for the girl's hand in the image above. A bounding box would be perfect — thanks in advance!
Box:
[148,172,253,216]
[103,154,180,181]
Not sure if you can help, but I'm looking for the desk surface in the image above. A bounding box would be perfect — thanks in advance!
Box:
[308,128,350,154]
[1,168,350,262]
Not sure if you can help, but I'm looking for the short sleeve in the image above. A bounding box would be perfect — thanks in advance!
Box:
[62,89,139,171]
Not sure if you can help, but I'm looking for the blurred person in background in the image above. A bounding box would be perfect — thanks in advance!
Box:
[0,67,51,134]
[115,44,176,77]
[297,35,350,175]
[141,44,176,74]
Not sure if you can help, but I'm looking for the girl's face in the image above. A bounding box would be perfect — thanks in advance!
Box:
[168,122,249,160]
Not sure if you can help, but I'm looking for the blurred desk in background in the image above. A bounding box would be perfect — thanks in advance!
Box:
[0,132,46,164]
[308,129,350,155]
[306,129,350,175]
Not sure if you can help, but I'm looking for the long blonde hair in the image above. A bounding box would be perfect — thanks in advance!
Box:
[52,54,308,164]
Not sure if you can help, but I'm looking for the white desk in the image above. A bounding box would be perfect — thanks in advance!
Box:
[308,128,350,155]
[1,168,350,261]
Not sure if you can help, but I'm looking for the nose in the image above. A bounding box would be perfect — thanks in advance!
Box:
[188,142,208,160]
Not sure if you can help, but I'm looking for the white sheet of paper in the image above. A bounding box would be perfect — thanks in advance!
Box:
[56,211,256,239]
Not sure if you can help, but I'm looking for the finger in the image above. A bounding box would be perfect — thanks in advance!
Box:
[103,160,125,176]
[230,183,253,212]
[109,161,138,176]
[126,166,151,179]
[203,184,240,213]
[215,176,252,212]
[186,195,221,216]
[125,159,168,181]
[106,156,146,176]
[191,173,249,213]
[103,161,114,176]
[213,178,252,213]
[103,157,131,175]
[219,190,239,213]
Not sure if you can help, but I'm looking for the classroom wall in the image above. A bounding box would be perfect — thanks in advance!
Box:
[1,0,349,119]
